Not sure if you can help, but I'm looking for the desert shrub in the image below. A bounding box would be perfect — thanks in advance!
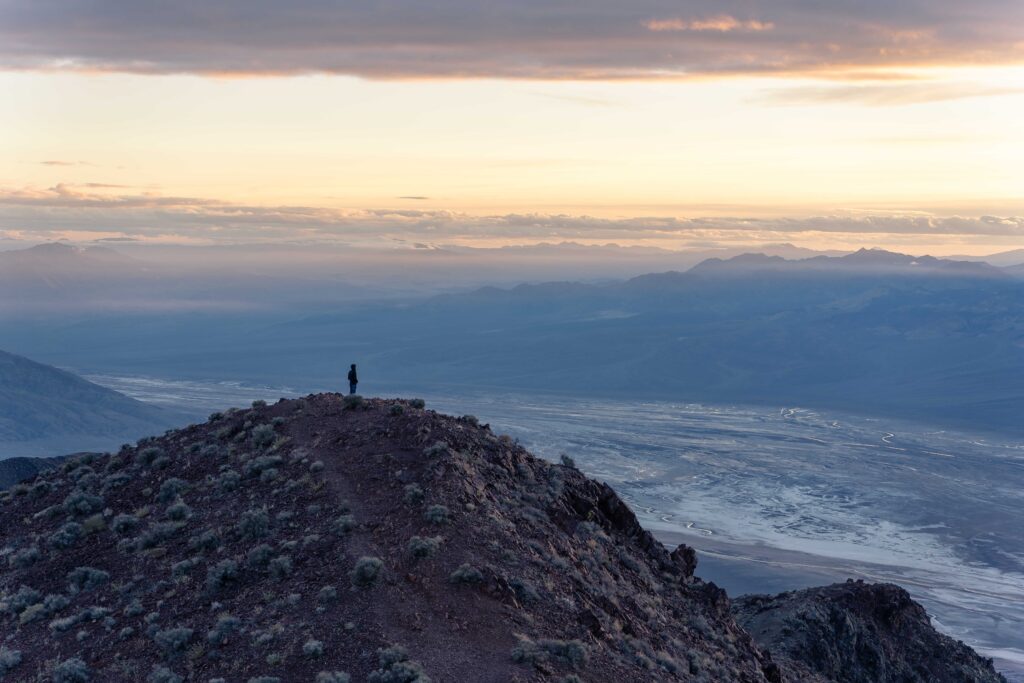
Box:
[368,646,431,683]
[102,472,132,491]
[247,678,281,683]
[139,446,164,465]
[244,455,284,477]
[303,639,325,657]
[246,544,274,568]
[209,411,224,421]
[171,557,201,578]
[423,442,448,458]
[44,593,70,613]
[68,464,95,482]
[50,607,111,633]
[136,522,181,550]
[166,501,192,521]
[67,566,110,593]
[462,415,479,426]
[123,599,144,616]
[29,480,52,499]
[217,470,241,492]
[8,546,40,569]
[158,478,189,503]
[252,399,267,408]
[251,424,276,449]
[188,529,222,552]
[316,673,351,683]
[403,484,424,505]
[389,404,404,416]
[342,394,364,410]
[511,637,587,670]
[309,461,325,473]
[205,559,240,593]
[332,514,356,535]
[207,614,241,645]
[560,454,578,469]
[151,456,172,469]
[407,536,442,560]
[510,577,540,604]
[317,585,338,602]
[272,416,286,426]
[154,626,194,654]
[350,556,383,588]
[1,586,40,616]
[49,522,83,549]
[0,647,22,676]
[260,468,279,482]
[449,564,484,585]
[238,508,270,539]
[423,505,448,525]
[51,658,90,683]
[63,489,104,516]
[148,665,183,683]
[111,514,140,535]
[268,555,293,580]
[409,398,426,409]
[201,444,222,458]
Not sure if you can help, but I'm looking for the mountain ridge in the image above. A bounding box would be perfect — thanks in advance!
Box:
[0,395,1006,682]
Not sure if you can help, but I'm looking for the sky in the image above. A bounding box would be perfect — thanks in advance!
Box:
[1,1,1022,255]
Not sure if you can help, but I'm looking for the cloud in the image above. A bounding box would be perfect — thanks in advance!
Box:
[0,1,1021,79]
[759,82,1024,106]
[0,185,1021,248]
[645,16,774,32]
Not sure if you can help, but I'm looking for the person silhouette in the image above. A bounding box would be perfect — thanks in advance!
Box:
[347,364,358,395]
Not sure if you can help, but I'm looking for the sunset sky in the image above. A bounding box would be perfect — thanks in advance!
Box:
[1,1,1022,254]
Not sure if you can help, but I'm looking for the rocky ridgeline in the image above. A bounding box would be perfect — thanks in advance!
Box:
[0,395,1007,682]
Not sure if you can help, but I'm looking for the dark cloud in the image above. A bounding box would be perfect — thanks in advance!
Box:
[0,185,1021,246]
[1,1,1021,79]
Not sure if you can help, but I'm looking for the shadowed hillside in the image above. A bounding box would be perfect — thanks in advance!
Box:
[0,396,1006,681]
[0,350,180,458]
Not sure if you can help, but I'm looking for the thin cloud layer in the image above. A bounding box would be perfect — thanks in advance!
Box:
[0,1,1021,78]
[0,185,1021,247]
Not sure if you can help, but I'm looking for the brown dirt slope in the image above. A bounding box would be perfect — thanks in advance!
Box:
[0,394,775,682]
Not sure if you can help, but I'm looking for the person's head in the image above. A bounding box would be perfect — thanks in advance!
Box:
[351,364,356,369]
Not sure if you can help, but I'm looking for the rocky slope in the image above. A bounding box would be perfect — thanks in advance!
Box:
[734,581,1006,683]
[0,395,1007,682]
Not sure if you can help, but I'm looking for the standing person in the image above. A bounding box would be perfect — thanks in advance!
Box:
[347,364,358,395]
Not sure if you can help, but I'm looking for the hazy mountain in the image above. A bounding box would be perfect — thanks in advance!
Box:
[0,454,66,489]
[0,350,181,457]
[1,249,1021,435]
[0,395,1003,682]
[950,247,1024,268]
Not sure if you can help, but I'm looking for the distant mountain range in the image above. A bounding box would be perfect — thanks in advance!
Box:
[1,247,1021,435]
[0,349,180,458]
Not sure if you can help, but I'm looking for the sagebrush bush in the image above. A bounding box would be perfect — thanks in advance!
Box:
[403,483,424,505]
[63,489,104,516]
[389,403,404,416]
[268,555,293,580]
[148,665,183,683]
[238,508,271,539]
[111,514,140,535]
[49,522,83,549]
[245,455,284,478]
[511,637,588,670]
[8,545,40,568]
[246,544,274,568]
[368,646,431,683]
[153,626,194,654]
[166,500,192,521]
[138,446,164,465]
[332,514,356,535]
[207,614,241,645]
[303,639,325,657]
[317,585,338,602]
[136,522,181,550]
[423,505,449,525]
[218,470,242,491]
[342,394,364,410]
[252,399,268,408]
[206,559,240,593]
[409,398,426,409]
[51,657,90,683]
[67,566,110,593]
[407,536,442,560]
[158,478,189,503]
[423,442,448,458]
[316,672,351,683]
[449,564,484,585]
[188,529,222,552]
[171,557,201,578]
[350,556,383,588]
[559,454,578,469]
[0,647,22,676]
[251,424,276,449]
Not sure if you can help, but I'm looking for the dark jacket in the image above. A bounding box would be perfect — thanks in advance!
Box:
[347,368,358,383]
